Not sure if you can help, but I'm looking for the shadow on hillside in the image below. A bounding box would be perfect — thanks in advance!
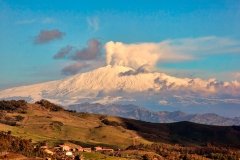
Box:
[118,118,240,148]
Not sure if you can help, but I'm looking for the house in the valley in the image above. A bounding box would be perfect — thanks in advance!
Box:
[83,148,92,152]
[94,146,114,152]
[59,144,71,151]
[94,146,102,151]
[68,143,84,152]
[59,143,84,152]
[65,151,73,157]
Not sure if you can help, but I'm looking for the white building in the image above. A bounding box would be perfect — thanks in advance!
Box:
[66,151,73,157]
[59,145,71,151]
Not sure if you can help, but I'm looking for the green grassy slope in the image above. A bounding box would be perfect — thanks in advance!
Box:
[1,103,150,148]
[1,101,240,149]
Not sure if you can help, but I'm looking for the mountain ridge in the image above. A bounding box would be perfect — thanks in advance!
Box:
[69,102,240,126]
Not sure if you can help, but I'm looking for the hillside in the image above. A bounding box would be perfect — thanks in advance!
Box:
[0,100,149,148]
[1,100,240,159]
[70,103,240,126]
[1,100,240,149]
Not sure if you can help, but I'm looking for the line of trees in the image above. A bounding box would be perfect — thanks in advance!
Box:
[0,100,27,112]
[0,131,46,158]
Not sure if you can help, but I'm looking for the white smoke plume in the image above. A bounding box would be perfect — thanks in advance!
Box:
[105,41,193,69]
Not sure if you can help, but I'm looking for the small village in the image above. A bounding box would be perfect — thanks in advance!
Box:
[40,142,115,160]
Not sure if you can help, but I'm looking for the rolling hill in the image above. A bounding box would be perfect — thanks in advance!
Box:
[1,100,240,149]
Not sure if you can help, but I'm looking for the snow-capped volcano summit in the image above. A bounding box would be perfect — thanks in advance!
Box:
[1,64,240,108]
[0,65,163,103]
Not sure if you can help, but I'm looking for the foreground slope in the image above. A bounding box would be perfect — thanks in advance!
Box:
[1,100,240,149]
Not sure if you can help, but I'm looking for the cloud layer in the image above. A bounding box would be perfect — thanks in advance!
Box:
[34,29,64,44]
[61,62,90,76]
[53,36,240,77]
[105,36,240,71]
[72,39,101,60]
[53,39,102,75]
[54,39,101,61]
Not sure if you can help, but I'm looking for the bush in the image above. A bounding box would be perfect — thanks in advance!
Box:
[50,121,64,126]
[15,115,25,121]
[101,119,121,127]
[35,99,63,111]
[0,100,27,111]
[0,120,17,126]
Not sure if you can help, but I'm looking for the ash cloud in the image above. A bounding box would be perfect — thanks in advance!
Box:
[71,39,101,60]
[53,45,73,59]
[53,39,101,61]
[61,63,90,76]
[119,65,152,76]
[34,29,64,44]
[54,39,102,75]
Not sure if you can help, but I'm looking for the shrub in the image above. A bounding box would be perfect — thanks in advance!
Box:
[35,99,63,111]
[101,119,121,127]
[15,115,25,121]
[0,100,27,111]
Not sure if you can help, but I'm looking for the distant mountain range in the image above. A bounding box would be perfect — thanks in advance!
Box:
[69,103,240,126]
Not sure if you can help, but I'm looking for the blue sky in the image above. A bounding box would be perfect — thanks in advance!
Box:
[0,0,240,89]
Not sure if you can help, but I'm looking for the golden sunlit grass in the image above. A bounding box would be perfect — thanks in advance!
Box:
[2,103,150,148]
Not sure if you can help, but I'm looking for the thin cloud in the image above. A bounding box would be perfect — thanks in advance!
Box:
[233,72,240,81]
[54,39,101,61]
[61,62,90,76]
[16,19,36,24]
[87,16,99,31]
[165,36,240,56]
[16,17,55,25]
[61,60,104,76]
[34,29,64,44]
[53,45,73,59]
[54,39,103,75]
[71,39,101,60]
[41,17,55,24]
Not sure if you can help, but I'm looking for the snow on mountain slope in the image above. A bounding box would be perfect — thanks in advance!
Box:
[0,65,240,107]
